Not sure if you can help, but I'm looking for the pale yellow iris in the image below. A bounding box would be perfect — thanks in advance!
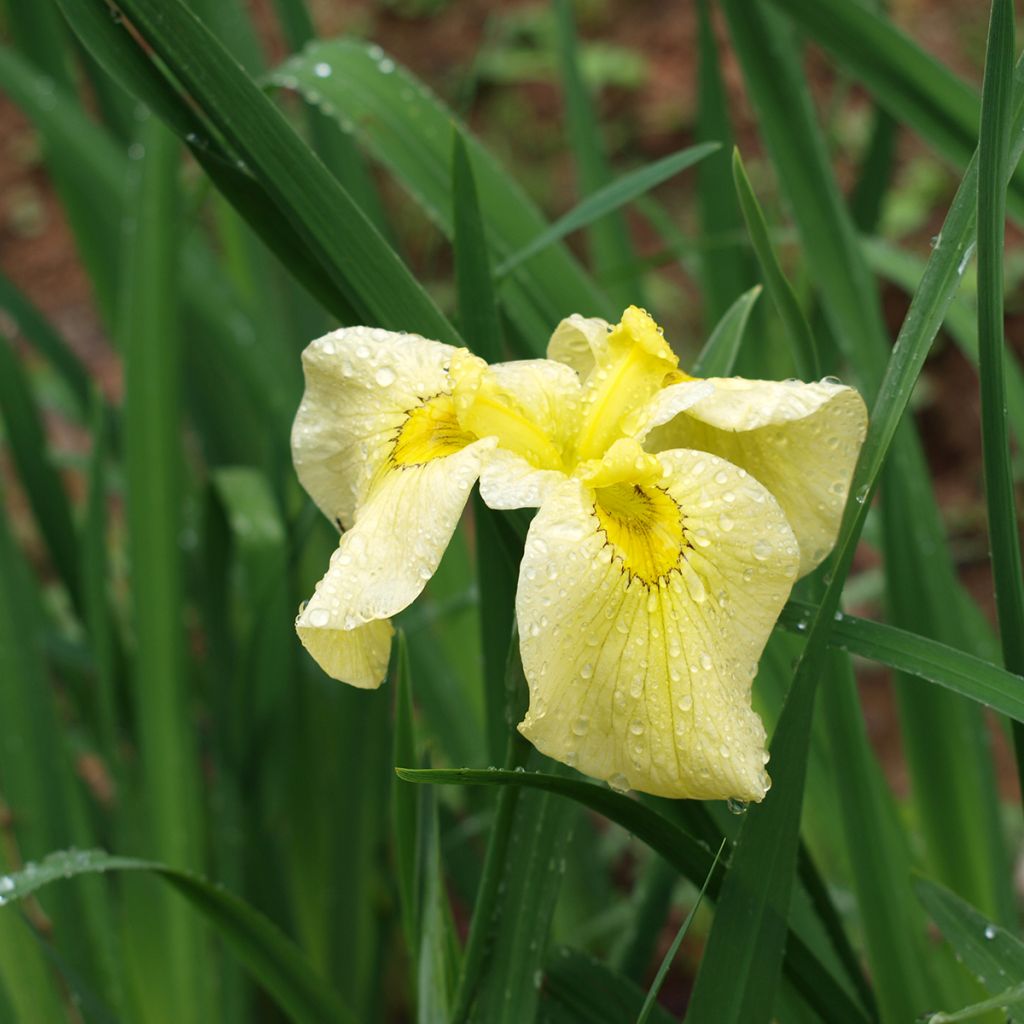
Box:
[290,309,867,801]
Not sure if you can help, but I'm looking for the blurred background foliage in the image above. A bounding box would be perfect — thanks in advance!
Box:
[1,0,1024,1022]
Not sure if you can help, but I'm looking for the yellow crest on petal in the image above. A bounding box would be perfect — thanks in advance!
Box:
[392,393,477,467]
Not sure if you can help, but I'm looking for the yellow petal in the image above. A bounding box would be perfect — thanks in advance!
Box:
[292,327,461,530]
[546,314,611,378]
[642,378,867,576]
[470,359,583,509]
[295,435,497,686]
[516,449,800,801]
[296,618,394,690]
[575,307,680,461]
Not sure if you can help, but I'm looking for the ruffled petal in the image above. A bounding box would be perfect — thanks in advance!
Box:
[465,358,583,509]
[515,449,800,801]
[292,327,461,529]
[296,436,497,686]
[546,314,611,378]
[642,378,867,576]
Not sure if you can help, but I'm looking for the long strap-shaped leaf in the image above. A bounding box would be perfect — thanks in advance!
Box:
[777,601,1024,723]
[976,0,1024,792]
[95,0,457,343]
[688,3,1024,1020]
[397,768,870,1024]
[0,850,357,1024]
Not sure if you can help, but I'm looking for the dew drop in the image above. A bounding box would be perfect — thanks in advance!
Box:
[608,773,630,793]
[374,366,396,387]
[572,716,589,737]
[314,62,332,78]
[984,924,997,940]
[753,539,773,561]
[308,607,330,628]
[727,798,748,815]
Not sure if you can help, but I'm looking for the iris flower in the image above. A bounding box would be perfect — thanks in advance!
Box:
[292,308,866,801]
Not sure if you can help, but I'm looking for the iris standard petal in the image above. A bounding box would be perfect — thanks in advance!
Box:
[640,377,867,576]
[296,435,497,686]
[292,326,462,530]
[515,449,800,801]
[465,358,583,510]
[546,313,611,377]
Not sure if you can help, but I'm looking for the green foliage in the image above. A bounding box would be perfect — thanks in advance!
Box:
[0,0,1021,1021]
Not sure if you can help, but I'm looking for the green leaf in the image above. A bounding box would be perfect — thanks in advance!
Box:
[467,770,574,1024]
[397,767,869,1024]
[540,948,675,1024]
[101,0,458,342]
[0,850,358,1024]
[269,38,612,350]
[81,394,120,767]
[120,117,208,1024]
[695,0,754,329]
[551,0,640,308]
[691,285,762,378]
[416,782,460,1024]
[731,148,818,377]
[453,132,504,362]
[924,984,1024,1024]
[976,0,1024,789]
[392,633,419,955]
[0,271,91,419]
[0,332,82,610]
[917,877,1024,1005]
[636,839,725,1024]
[778,600,1024,723]
[495,143,720,279]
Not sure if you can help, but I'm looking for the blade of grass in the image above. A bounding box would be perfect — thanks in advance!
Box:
[416,779,460,1024]
[691,285,762,378]
[917,877,1024,1005]
[468,768,575,1024]
[0,479,111,1019]
[0,271,91,418]
[542,948,676,1024]
[392,633,419,956]
[925,985,1024,1024]
[635,839,726,1024]
[730,148,818,376]
[0,849,358,1024]
[551,0,641,307]
[495,143,720,279]
[397,767,870,1024]
[778,601,1024,721]
[120,115,209,1024]
[692,284,765,376]
[695,0,754,328]
[862,237,1024,449]
[81,393,120,771]
[976,0,1024,792]
[444,641,532,1024]
[454,132,504,361]
[0,332,82,610]
[917,876,1019,1019]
